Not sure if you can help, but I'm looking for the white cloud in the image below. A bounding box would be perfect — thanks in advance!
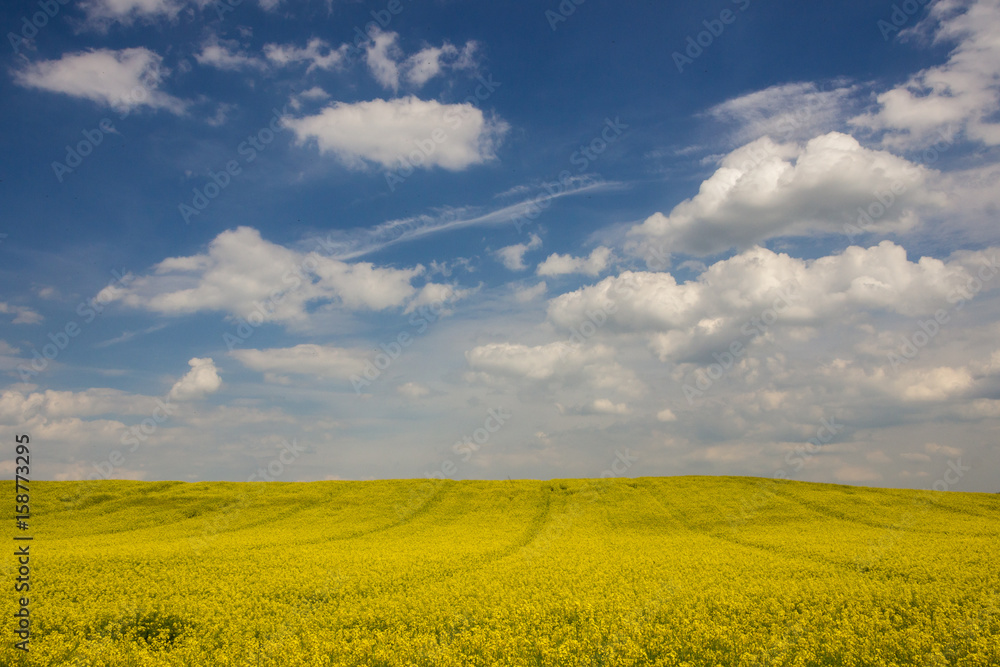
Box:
[851,0,1000,147]
[14,48,185,114]
[0,303,42,325]
[496,233,542,271]
[168,357,222,402]
[232,344,369,380]
[289,86,330,111]
[196,36,267,71]
[403,40,478,87]
[557,398,632,416]
[361,29,479,90]
[466,341,607,381]
[547,241,993,362]
[403,282,473,314]
[96,227,429,323]
[297,86,329,100]
[537,246,613,277]
[815,361,975,403]
[4,416,129,454]
[397,381,430,399]
[195,29,475,86]
[264,38,347,73]
[656,408,677,422]
[925,442,963,457]
[313,254,423,311]
[627,132,942,257]
[0,389,318,482]
[514,282,547,303]
[365,29,403,91]
[465,341,643,396]
[283,96,508,171]
[588,399,631,415]
[80,0,181,28]
[0,388,158,423]
[899,366,974,401]
[216,29,481,93]
[404,45,456,87]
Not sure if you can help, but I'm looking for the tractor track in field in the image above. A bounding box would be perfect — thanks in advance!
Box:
[302,480,552,554]
[338,485,562,595]
[641,482,999,573]
[184,483,460,549]
[762,485,999,537]
[318,479,457,543]
[300,487,553,588]
[762,486,909,530]
[231,480,459,551]
[638,484,863,573]
[392,485,557,586]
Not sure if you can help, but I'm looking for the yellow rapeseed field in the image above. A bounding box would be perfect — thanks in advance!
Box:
[1,476,998,666]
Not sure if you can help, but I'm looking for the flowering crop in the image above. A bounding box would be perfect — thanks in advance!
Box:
[1,476,997,666]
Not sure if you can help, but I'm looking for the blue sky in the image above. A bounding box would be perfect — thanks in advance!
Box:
[2,0,999,490]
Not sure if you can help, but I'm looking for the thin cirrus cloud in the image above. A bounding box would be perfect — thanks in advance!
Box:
[13,48,186,114]
[282,96,509,171]
[707,80,858,144]
[310,175,611,260]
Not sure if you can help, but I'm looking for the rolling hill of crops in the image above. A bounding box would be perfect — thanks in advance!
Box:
[2,476,998,666]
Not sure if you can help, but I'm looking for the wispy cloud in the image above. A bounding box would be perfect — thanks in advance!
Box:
[95,324,168,348]
[313,175,621,260]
